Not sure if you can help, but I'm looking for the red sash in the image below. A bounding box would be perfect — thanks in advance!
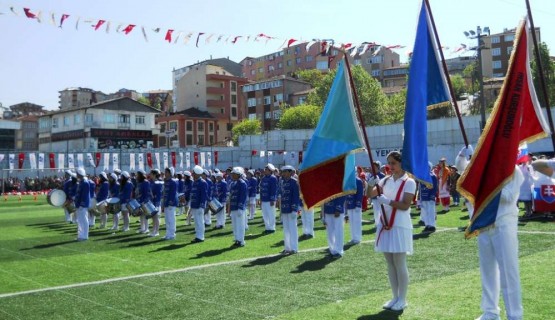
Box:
[376,177,407,246]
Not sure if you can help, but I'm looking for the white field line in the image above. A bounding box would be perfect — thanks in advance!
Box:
[517,230,555,235]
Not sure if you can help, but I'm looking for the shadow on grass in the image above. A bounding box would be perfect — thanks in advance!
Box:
[149,242,193,252]
[25,221,67,227]
[244,232,270,241]
[126,238,166,247]
[94,233,136,241]
[20,239,78,250]
[459,215,470,220]
[241,254,287,268]
[191,245,238,259]
[363,227,377,236]
[357,309,403,320]
[271,240,285,248]
[290,255,336,273]
[208,231,233,238]
[413,232,433,240]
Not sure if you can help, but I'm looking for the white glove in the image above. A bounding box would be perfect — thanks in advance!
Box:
[377,194,391,206]
[368,176,380,187]
[458,145,474,159]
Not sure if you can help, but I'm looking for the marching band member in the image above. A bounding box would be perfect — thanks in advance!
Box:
[260,163,278,233]
[229,167,247,247]
[190,165,208,243]
[323,196,346,259]
[213,172,228,229]
[163,167,178,240]
[300,198,314,239]
[136,169,151,234]
[74,168,90,241]
[176,172,185,216]
[203,169,213,227]
[119,171,134,232]
[149,169,164,237]
[246,170,258,220]
[346,173,364,245]
[183,171,193,226]
[279,165,300,254]
[96,172,110,229]
[108,173,120,230]
[419,162,439,233]
[62,170,77,223]
[87,174,97,228]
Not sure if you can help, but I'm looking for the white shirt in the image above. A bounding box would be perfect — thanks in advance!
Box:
[376,173,416,230]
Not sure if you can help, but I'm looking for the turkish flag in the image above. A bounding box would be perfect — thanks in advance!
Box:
[251,150,257,156]
[214,151,218,166]
[146,153,153,168]
[49,153,56,168]
[194,152,199,165]
[171,152,176,168]
[165,29,174,42]
[95,152,101,167]
[18,153,25,169]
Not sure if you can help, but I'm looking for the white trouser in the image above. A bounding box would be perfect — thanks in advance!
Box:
[478,216,523,320]
[231,209,246,244]
[282,213,298,252]
[192,208,205,240]
[261,201,276,231]
[76,207,89,240]
[204,208,212,226]
[100,213,107,227]
[372,198,380,223]
[347,207,362,242]
[301,207,314,236]
[88,211,96,227]
[248,197,256,219]
[215,210,226,227]
[64,208,72,222]
[420,201,436,227]
[325,213,344,256]
[140,215,149,232]
[164,206,176,238]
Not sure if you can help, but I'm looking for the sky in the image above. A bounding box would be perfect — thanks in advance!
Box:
[0,0,553,110]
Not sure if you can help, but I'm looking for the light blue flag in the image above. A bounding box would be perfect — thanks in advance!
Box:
[298,60,365,208]
[402,0,449,186]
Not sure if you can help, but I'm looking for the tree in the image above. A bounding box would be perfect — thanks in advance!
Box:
[231,119,262,145]
[385,89,406,124]
[277,104,322,129]
[136,96,152,107]
[306,65,387,126]
[531,42,555,108]
[296,69,325,88]
[450,74,467,99]
[462,62,479,94]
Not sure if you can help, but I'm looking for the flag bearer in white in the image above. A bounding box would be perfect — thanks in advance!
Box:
[279,166,299,254]
[74,168,90,241]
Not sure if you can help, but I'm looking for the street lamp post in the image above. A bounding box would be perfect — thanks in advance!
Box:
[464,26,490,131]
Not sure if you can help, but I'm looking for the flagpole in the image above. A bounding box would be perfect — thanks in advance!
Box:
[424,0,470,147]
[525,0,555,151]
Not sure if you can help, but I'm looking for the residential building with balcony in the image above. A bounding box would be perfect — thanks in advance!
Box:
[38,97,160,152]
[154,108,218,148]
[382,64,409,96]
[59,87,109,110]
[143,90,172,113]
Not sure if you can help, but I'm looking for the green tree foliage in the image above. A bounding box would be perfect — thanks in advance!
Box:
[296,69,325,88]
[305,65,387,126]
[277,104,322,129]
[531,42,555,107]
[462,62,479,94]
[450,74,467,99]
[385,89,406,124]
[136,96,152,107]
[231,119,262,145]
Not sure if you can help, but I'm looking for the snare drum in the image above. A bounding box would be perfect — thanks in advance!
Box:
[106,197,121,214]
[47,189,67,207]
[177,193,186,207]
[208,198,224,213]
[95,200,108,215]
[141,201,159,218]
[63,200,77,213]
[126,199,143,217]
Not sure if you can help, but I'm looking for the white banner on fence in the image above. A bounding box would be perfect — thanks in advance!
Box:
[138,153,144,171]
[0,154,4,165]
[155,153,160,170]
[179,152,184,170]
[163,152,168,169]
[267,151,273,164]
[185,152,190,169]
[77,153,84,169]
[67,154,75,169]
[112,153,119,171]
[58,154,65,171]
[87,153,95,168]
[200,152,206,167]
[103,153,110,171]
[28,153,36,170]
[129,153,136,171]
[207,152,212,168]
[9,154,15,172]
[38,153,45,170]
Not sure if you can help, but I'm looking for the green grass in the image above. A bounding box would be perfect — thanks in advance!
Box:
[0,195,554,319]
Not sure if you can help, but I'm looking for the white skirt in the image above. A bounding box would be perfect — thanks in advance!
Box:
[374,226,413,255]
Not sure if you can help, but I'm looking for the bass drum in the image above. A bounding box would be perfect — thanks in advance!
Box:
[126,199,143,217]
[95,200,108,215]
[47,189,66,207]
[141,201,159,218]
[106,197,121,214]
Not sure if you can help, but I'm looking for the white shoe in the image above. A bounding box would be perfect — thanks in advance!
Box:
[390,300,407,311]
[137,229,145,234]
[474,314,501,320]
[142,229,150,234]
[110,226,118,231]
[122,227,129,232]
[382,298,398,310]
[149,232,159,237]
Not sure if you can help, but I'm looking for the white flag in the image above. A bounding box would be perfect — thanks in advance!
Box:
[9,154,15,172]
[29,153,37,170]
[38,153,45,170]
[129,153,136,171]
[268,151,273,164]
[112,153,119,171]
[67,154,75,169]
[163,152,168,169]
[77,153,84,169]
[58,154,65,171]
[207,152,212,168]
[87,153,95,167]
[179,152,184,169]
[103,153,110,171]
[155,152,160,170]
[200,152,206,167]
[138,153,144,171]
[185,152,190,169]
[0,154,4,164]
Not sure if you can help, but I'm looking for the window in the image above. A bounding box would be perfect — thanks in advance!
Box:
[74,114,81,124]
[250,69,256,75]
[265,111,271,119]
[24,131,36,139]
[247,98,257,107]
[209,123,214,132]
[231,107,237,117]
[63,116,70,127]
[371,70,381,77]
[186,121,193,131]
[197,122,204,132]
[274,93,283,103]
[197,134,205,145]
[119,114,130,123]
[209,135,214,145]
[231,94,237,104]
[159,123,166,132]
[305,55,313,62]
[368,56,383,64]
[220,82,224,88]
[268,65,274,72]
[491,48,501,56]
[39,118,50,129]
[296,57,301,64]
[298,96,307,105]
[506,46,513,55]
[492,60,502,69]
[287,60,292,66]
[248,114,257,120]
[220,95,224,101]
[186,134,193,145]
[104,113,115,123]
[52,118,58,128]
[504,34,515,42]
[264,96,271,105]
[135,115,145,124]
[273,110,282,119]
[231,81,237,92]
[491,36,500,44]
[278,62,283,69]
[316,60,328,70]
[169,121,177,130]
[354,59,361,65]
[258,67,264,73]
[85,114,93,124]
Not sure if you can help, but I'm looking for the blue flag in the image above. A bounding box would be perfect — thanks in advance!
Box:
[299,60,365,209]
[402,0,450,186]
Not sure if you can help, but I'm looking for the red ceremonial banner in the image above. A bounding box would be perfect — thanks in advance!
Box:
[214,151,219,166]
[18,153,25,169]
[171,152,176,168]
[49,153,55,168]
[146,153,153,168]
[194,152,199,165]
[95,152,101,167]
